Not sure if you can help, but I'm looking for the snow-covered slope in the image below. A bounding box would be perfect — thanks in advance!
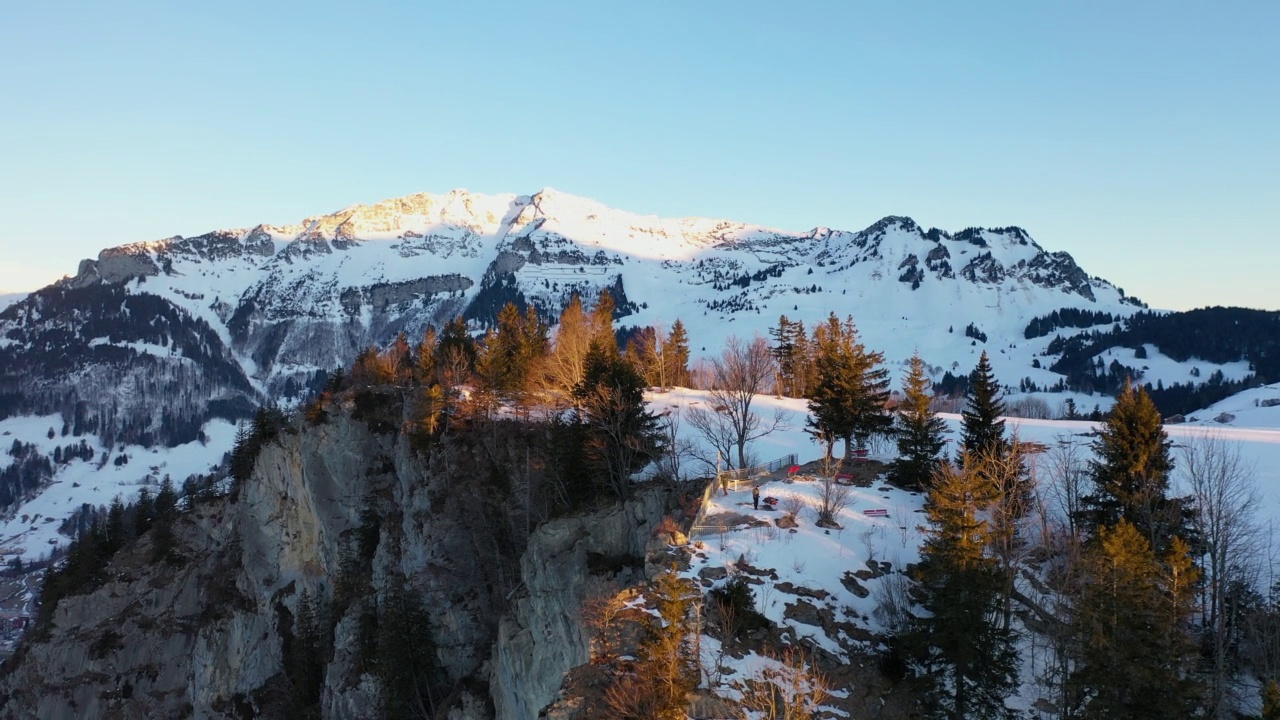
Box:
[9,187,1143,391]
[1184,382,1280,429]
[648,389,1280,716]
[0,186,1180,553]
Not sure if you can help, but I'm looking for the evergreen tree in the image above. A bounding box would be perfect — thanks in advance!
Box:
[413,327,437,386]
[888,354,947,490]
[151,476,178,561]
[770,315,811,397]
[1069,520,1202,719]
[1081,382,1184,551]
[229,423,256,482]
[575,340,663,499]
[1063,397,1079,420]
[589,289,618,353]
[476,302,547,400]
[960,351,1007,460]
[435,316,476,383]
[663,319,690,388]
[806,314,892,462]
[905,458,1018,719]
[625,327,661,387]
[134,486,154,537]
[105,495,127,554]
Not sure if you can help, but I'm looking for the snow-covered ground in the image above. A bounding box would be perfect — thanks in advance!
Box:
[0,417,236,562]
[1183,381,1280,429]
[646,388,1280,714]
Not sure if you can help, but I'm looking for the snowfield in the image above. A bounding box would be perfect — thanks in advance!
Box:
[0,418,236,562]
[645,388,1280,714]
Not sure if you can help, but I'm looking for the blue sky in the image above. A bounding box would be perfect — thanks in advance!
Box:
[1,1,1276,310]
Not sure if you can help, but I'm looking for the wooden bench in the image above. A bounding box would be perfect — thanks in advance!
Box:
[863,508,889,517]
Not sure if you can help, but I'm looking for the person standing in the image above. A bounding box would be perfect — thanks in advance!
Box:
[752,485,760,510]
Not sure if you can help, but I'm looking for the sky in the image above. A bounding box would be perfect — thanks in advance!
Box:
[1,1,1276,310]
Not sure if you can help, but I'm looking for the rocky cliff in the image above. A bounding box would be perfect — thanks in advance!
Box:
[0,406,677,719]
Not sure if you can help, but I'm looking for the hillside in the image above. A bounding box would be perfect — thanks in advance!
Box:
[0,187,1271,562]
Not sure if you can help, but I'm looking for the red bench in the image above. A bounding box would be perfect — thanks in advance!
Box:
[863,508,888,517]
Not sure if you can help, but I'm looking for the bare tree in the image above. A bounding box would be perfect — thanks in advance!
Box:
[581,576,630,661]
[780,494,805,525]
[655,406,695,483]
[815,475,852,528]
[687,404,738,476]
[737,649,830,720]
[982,438,1035,630]
[1042,434,1088,535]
[703,335,789,469]
[544,297,593,398]
[873,567,915,635]
[1182,432,1260,718]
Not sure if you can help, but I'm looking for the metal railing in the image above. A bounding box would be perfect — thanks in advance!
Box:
[689,452,798,535]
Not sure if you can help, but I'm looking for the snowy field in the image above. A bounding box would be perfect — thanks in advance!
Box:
[646,388,1280,713]
[0,417,236,562]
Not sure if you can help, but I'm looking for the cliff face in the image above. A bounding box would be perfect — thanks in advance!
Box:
[0,409,676,719]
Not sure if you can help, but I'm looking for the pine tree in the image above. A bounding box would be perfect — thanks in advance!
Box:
[960,351,1007,460]
[105,495,127,554]
[806,314,891,462]
[413,327,438,386]
[477,302,547,399]
[134,487,154,537]
[435,316,476,384]
[575,340,663,498]
[1069,520,1202,719]
[905,457,1018,719]
[888,354,947,490]
[771,315,808,397]
[151,476,178,561]
[1081,382,1183,551]
[229,423,256,482]
[663,319,690,388]
[589,289,618,354]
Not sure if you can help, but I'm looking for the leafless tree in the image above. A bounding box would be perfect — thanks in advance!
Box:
[687,404,738,475]
[981,438,1035,631]
[581,576,629,661]
[700,335,789,469]
[816,475,851,527]
[1182,432,1260,718]
[737,648,830,720]
[654,406,695,483]
[1041,434,1089,535]
[780,494,805,525]
[873,567,915,635]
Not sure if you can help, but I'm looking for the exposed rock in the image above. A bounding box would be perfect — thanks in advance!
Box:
[0,411,676,720]
[783,599,828,627]
[697,566,729,582]
[775,582,830,601]
[841,573,871,599]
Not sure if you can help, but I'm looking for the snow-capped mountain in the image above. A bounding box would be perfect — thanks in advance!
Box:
[4,186,1145,396]
[0,186,1206,554]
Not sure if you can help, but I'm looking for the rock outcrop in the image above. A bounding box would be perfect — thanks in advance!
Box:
[0,408,677,719]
